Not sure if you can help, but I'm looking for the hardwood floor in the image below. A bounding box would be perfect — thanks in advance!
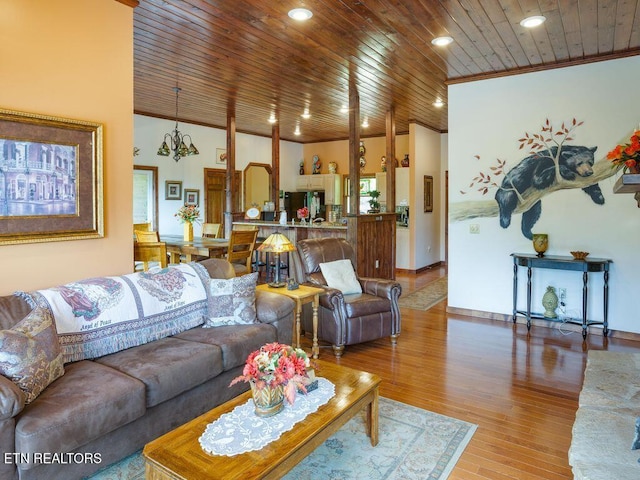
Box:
[306,266,640,479]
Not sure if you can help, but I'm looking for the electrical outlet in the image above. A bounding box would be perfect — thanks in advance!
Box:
[469,224,480,234]
[558,288,567,314]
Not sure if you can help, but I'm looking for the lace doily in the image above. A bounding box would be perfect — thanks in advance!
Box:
[199,377,335,456]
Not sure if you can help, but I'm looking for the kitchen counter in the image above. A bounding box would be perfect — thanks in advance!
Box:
[233,220,346,230]
[233,221,347,244]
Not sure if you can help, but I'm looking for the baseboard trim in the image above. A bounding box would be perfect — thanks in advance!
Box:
[396,261,443,275]
[446,306,640,342]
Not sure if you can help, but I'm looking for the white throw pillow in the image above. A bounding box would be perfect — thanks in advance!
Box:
[205,272,258,327]
[319,259,362,295]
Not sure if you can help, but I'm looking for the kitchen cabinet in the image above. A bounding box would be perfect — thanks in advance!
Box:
[323,174,341,205]
[296,174,325,192]
[296,174,342,205]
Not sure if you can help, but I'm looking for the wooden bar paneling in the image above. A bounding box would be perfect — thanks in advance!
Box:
[347,213,396,279]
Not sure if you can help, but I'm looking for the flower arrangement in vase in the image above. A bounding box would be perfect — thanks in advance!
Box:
[297,206,309,224]
[607,130,640,174]
[229,343,312,416]
[175,204,200,241]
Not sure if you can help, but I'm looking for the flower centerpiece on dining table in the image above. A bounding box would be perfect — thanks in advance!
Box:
[296,206,309,224]
[175,204,200,241]
[607,130,640,174]
[229,342,312,417]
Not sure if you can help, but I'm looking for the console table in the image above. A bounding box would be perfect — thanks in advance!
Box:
[511,253,612,339]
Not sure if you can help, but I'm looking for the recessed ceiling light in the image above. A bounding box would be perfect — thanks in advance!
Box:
[340,105,348,114]
[301,108,311,119]
[294,124,301,135]
[520,15,546,28]
[433,98,444,108]
[362,117,369,128]
[431,36,453,47]
[288,8,313,21]
[268,113,277,124]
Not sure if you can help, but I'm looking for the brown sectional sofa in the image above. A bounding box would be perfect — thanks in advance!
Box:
[0,259,295,480]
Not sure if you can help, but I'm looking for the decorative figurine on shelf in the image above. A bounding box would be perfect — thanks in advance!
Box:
[401,154,410,167]
[312,155,321,174]
[381,156,387,172]
[299,159,304,175]
[328,161,337,174]
[286,278,299,290]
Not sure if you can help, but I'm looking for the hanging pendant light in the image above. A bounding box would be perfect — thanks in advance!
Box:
[157,86,199,162]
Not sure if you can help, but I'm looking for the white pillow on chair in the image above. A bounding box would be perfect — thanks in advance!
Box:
[319,259,362,295]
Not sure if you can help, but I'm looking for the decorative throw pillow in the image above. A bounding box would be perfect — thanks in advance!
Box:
[205,272,258,327]
[0,303,64,404]
[319,259,362,295]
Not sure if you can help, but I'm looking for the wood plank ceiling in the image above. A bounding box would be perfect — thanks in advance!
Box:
[133,0,640,143]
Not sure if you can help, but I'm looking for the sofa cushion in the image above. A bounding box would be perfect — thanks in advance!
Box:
[15,360,145,462]
[0,294,32,330]
[205,272,258,327]
[0,302,64,404]
[29,263,210,363]
[96,337,223,407]
[175,323,277,371]
[319,259,362,294]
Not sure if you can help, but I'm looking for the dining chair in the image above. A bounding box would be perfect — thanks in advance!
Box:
[133,222,151,233]
[134,242,168,272]
[134,230,160,243]
[202,223,222,238]
[226,228,259,276]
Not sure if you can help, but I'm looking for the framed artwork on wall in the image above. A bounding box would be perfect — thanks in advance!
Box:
[165,180,182,200]
[184,188,199,206]
[215,148,227,165]
[424,175,433,213]
[0,108,103,245]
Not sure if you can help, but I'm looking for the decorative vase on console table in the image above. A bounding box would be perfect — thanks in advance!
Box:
[532,233,548,257]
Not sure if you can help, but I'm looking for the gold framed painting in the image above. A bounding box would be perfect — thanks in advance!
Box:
[0,108,103,245]
[424,175,433,213]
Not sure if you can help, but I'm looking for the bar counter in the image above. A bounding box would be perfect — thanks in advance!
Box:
[232,220,346,244]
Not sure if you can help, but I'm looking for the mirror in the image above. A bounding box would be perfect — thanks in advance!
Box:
[243,163,272,212]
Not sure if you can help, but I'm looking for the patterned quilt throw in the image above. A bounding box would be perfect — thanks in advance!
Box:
[26,263,211,363]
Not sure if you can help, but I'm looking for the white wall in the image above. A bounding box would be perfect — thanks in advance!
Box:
[448,56,640,334]
[410,124,441,268]
[134,114,302,236]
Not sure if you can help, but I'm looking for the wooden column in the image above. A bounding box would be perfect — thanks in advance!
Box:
[272,123,280,208]
[224,107,236,238]
[347,75,361,219]
[385,108,396,212]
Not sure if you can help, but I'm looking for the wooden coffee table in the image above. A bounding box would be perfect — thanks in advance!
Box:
[143,361,380,479]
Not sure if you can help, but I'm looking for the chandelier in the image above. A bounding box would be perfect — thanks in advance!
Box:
[157,86,199,162]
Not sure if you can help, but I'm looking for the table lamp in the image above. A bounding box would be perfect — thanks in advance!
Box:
[257,232,296,288]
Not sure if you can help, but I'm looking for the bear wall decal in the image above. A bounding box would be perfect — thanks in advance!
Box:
[494,145,605,239]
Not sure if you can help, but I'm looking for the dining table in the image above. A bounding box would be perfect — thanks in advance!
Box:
[160,235,229,263]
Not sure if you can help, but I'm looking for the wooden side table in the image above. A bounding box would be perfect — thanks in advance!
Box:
[256,283,324,358]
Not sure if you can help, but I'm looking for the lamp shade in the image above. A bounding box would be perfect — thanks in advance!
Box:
[257,232,295,253]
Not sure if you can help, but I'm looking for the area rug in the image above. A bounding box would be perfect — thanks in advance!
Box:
[398,276,448,311]
[86,396,476,480]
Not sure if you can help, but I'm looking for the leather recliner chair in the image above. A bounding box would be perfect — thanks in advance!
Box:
[291,237,402,357]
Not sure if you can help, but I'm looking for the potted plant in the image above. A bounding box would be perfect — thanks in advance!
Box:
[368,190,381,213]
